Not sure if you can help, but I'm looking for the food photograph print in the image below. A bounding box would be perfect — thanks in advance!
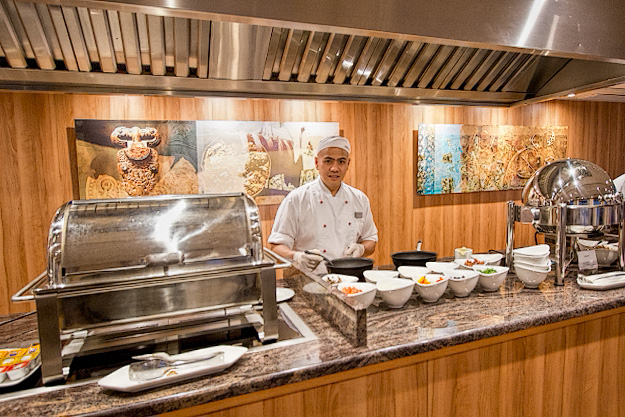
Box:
[416,123,568,195]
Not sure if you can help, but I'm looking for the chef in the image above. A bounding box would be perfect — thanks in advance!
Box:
[268,135,378,273]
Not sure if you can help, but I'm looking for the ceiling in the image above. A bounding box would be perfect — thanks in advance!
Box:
[1,0,625,106]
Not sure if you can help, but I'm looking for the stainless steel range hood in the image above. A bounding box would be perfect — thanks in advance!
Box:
[2,0,625,106]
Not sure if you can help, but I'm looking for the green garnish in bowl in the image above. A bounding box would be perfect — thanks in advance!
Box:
[480,267,497,274]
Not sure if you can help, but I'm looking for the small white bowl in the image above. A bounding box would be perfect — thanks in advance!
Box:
[414,274,448,303]
[473,253,504,265]
[515,263,550,288]
[376,278,415,308]
[513,244,550,257]
[473,265,509,292]
[444,270,479,297]
[363,269,399,283]
[425,261,459,274]
[322,274,359,285]
[397,266,431,279]
[595,248,619,266]
[336,282,377,308]
[453,258,487,269]
[513,253,551,264]
[513,256,551,269]
[514,260,551,272]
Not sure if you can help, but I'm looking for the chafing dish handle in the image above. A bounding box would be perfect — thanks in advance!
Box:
[263,247,292,269]
[12,271,47,302]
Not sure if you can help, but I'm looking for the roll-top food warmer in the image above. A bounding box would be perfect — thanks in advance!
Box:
[505,159,625,285]
[13,193,289,385]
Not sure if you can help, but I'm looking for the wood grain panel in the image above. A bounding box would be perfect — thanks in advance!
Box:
[1,93,625,314]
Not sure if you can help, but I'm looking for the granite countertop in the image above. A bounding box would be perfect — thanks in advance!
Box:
[2,268,625,416]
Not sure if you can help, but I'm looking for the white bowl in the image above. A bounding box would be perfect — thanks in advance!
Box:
[473,265,509,292]
[363,269,399,283]
[513,252,551,264]
[513,256,551,269]
[425,261,459,274]
[376,278,415,308]
[322,274,359,285]
[514,260,551,272]
[472,253,504,265]
[414,274,448,303]
[453,258,487,269]
[595,248,619,266]
[513,244,550,257]
[515,263,550,288]
[397,266,431,279]
[336,282,377,308]
[444,270,479,297]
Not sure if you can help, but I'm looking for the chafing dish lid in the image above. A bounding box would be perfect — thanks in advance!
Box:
[52,193,263,277]
[522,159,617,207]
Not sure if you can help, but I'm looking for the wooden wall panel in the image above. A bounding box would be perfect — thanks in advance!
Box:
[1,92,625,314]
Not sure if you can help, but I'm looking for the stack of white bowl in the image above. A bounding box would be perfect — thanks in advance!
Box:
[512,244,552,288]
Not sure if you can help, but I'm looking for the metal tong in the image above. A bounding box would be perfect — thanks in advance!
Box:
[128,351,225,381]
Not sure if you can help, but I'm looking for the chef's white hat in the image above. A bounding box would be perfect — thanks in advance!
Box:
[316,135,351,156]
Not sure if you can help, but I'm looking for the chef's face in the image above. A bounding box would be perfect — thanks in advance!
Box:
[315,147,350,192]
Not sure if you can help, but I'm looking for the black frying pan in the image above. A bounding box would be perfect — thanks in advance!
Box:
[391,251,437,268]
[306,250,374,281]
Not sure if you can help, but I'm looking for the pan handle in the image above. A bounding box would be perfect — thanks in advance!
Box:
[263,247,292,270]
[12,271,47,302]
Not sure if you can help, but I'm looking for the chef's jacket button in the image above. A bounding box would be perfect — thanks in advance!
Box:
[323,249,326,253]
[320,200,323,204]
[323,224,326,228]
[348,222,351,226]
[345,201,348,204]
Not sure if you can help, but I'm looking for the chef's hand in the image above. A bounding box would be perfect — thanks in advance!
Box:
[293,250,323,271]
[343,243,365,258]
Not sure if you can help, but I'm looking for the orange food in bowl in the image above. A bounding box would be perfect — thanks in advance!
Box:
[341,286,362,295]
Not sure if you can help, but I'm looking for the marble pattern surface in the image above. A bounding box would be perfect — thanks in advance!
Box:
[1,271,625,416]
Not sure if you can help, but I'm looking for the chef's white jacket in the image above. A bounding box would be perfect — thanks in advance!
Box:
[268,178,378,263]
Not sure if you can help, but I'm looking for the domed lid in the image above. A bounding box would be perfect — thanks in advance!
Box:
[522,159,618,207]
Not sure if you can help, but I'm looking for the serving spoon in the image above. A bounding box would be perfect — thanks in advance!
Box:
[128,351,225,381]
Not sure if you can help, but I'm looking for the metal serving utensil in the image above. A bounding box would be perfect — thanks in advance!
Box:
[305,249,333,266]
[128,351,225,381]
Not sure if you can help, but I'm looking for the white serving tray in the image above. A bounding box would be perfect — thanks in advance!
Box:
[98,345,247,393]
[0,364,40,387]
[577,272,625,290]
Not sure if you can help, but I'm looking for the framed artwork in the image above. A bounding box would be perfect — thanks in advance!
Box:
[74,120,339,202]
[416,124,568,195]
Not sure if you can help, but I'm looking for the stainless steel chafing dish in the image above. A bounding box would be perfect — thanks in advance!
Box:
[505,159,625,285]
[13,193,289,385]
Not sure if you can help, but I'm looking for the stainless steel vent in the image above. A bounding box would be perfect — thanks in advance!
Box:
[1,0,625,106]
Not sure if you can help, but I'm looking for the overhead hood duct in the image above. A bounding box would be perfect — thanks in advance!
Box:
[0,0,625,106]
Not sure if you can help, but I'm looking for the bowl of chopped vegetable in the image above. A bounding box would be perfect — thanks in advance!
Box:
[413,274,448,303]
[336,282,377,308]
[472,265,509,292]
[444,269,479,297]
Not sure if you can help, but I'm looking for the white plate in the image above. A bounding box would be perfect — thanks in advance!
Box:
[577,277,625,290]
[98,345,247,393]
[277,287,295,303]
[0,363,40,387]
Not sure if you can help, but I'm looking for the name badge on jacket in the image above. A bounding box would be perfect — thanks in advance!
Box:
[354,212,363,219]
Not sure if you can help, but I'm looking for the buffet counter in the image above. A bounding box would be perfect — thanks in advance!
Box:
[1,269,625,416]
